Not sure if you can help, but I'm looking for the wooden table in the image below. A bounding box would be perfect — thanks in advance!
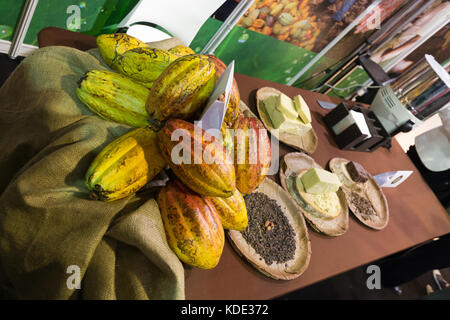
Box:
[184,73,450,300]
[37,28,450,299]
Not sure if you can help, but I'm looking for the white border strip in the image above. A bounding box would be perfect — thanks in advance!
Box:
[9,0,39,58]
[0,40,38,57]
[0,39,11,54]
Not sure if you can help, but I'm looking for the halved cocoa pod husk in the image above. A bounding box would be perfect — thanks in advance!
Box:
[256,87,318,154]
[329,158,389,230]
[279,152,349,236]
[228,178,311,280]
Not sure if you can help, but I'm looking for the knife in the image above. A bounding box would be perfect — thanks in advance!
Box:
[198,60,235,138]
[373,171,413,188]
[317,100,338,110]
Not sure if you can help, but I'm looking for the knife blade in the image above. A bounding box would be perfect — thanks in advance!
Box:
[198,60,235,138]
[317,100,337,110]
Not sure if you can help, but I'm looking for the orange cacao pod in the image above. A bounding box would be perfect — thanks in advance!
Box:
[234,116,271,194]
[157,179,224,269]
[157,119,236,197]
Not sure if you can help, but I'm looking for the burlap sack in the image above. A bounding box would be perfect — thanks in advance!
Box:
[0,46,184,299]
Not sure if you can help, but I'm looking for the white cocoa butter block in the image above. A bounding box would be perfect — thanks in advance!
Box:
[293,94,311,124]
[301,168,341,194]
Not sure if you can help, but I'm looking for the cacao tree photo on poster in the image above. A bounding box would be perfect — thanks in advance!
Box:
[192,0,405,86]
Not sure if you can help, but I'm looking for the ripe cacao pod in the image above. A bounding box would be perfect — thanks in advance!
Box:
[234,116,271,194]
[97,33,148,67]
[220,122,234,158]
[86,127,166,201]
[111,47,178,88]
[157,119,235,197]
[145,54,216,130]
[168,45,195,57]
[207,188,248,231]
[207,55,241,126]
[76,70,150,127]
[157,179,224,269]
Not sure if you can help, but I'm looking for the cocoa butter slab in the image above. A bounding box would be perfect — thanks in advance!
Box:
[279,152,349,237]
[256,87,318,154]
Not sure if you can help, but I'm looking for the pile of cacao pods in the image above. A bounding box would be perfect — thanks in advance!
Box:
[77,33,272,269]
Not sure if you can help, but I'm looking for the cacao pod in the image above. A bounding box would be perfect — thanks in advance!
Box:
[234,116,271,194]
[207,188,248,231]
[207,55,241,126]
[97,33,148,67]
[157,179,224,269]
[76,70,150,127]
[145,54,216,130]
[168,45,195,57]
[86,127,166,201]
[111,47,178,88]
[157,119,235,197]
[220,122,234,158]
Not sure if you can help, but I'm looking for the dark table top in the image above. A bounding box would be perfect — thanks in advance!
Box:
[184,73,450,300]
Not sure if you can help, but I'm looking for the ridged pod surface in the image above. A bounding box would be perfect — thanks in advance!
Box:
[207,188,248,231]
[207,55,241,126]
[157,179,224,269]
[97,33,148,67]
[145,54,216,130]
[168,45,195,57]
[157,119,235,197]
[112,47,178,88]
[76,70,150,127]
[85,127,166,201]
[234,116,271,194]
[220,122,233,158]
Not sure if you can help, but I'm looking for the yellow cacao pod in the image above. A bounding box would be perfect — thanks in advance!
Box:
[76,70,150,127]
[234,116,271,194]
[157,179,224,269]
[168,45,195,57]
[207,188,248,231]
[145,54,216,130]
[111,47,178,88]
[86,127,166,201]
[97,33,148,67]
[157,119,236,197]
[220,122,234,158]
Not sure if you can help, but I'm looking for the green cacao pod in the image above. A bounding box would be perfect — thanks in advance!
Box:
[97,33,148,67]
[86,127,166,201]
[111,47,178,88]
[76,70,150,127]
[157,119,235,197]
[207,188,248,231]
[145,54,216,130]
[157,179,225,269]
